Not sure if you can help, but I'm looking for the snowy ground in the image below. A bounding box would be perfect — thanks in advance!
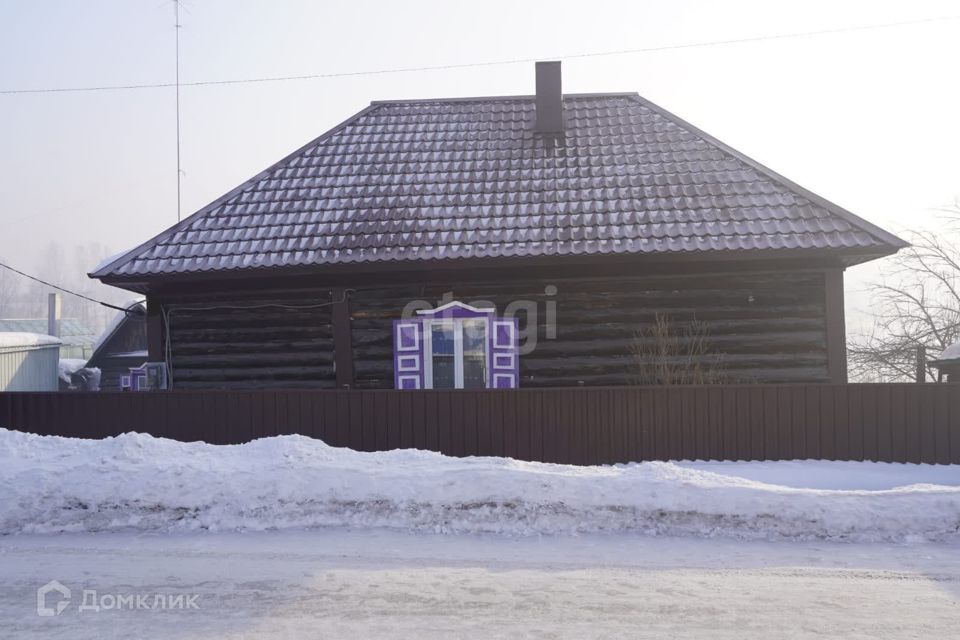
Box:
[2,429,958,542]
[1,529,959,639]
[1,429,959,636]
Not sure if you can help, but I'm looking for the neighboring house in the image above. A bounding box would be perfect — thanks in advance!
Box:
[930,341,960,382]
[89,61,904,391]
[85,299,147,390]
[0,318,97,359]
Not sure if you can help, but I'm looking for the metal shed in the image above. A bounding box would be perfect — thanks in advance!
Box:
[0,333,62,391]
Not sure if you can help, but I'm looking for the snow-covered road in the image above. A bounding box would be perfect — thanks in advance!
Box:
[2,529,958,639]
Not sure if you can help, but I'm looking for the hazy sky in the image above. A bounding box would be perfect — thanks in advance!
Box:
[2,0,959,332]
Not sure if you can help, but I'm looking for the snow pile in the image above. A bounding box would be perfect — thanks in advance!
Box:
[675,459,960,491]
[0,332,61,349]
[57,358,87,383]
[0,429,958,541]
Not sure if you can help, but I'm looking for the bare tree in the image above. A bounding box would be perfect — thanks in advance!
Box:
[0,243,125,334]
[849,206,960,381]
[0,256,21,317]
[631,314,727,385]
[72,242,118,334]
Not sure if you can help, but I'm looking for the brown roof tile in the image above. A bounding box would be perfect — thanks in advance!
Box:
[92,93,905,280]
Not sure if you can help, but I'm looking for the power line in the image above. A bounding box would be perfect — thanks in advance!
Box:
[2,14,958,95]
[0,260,134,313]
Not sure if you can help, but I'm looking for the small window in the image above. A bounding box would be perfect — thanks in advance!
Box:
[392,301,519,390]
[430,321,456,389]
[461,318,487,389]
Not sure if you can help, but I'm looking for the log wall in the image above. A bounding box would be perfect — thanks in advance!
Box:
[163,291,337,389]
[350,270,830,389]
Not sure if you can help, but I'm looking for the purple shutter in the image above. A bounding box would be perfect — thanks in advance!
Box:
[393,319,425,390]
[131,367,147,391]
[488,317,519,389]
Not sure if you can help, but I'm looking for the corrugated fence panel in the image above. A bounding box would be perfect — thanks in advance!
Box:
[1,384,959,465]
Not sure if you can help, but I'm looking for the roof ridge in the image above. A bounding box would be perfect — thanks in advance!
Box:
[370,92,639,105]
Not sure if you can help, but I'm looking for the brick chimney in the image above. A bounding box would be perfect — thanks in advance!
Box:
[47,293,61,338]
[535,61,563,133]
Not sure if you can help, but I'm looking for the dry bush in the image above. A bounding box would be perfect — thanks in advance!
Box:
[631,314,726,385]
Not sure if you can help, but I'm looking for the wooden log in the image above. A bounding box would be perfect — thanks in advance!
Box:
[521,352,827,372]
[171,338,335,355]
[173,379,337,390]
[171,326,334,341]
[519,366,829,387]
[351,332,827,361]
[173,365,335,381]
[556,318,826,340]
[169,312,332,330]
[349,271,825,300]
[173,351,335,368]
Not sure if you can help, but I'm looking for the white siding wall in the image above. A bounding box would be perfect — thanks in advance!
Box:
[0,345,60,391]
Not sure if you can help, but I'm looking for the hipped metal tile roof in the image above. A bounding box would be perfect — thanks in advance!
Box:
[92,93,905,281]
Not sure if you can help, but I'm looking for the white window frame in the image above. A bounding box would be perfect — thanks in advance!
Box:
[423,317,489,389]
[493,351,515,369]
[492,319,516,348]
[397,374,421,390]
[395,322,420,351]
[397,354,421,372]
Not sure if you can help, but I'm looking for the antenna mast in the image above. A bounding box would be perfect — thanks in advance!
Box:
[174,0,182,222]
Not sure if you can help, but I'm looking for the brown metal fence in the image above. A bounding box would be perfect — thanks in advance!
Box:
[1,384,958,464]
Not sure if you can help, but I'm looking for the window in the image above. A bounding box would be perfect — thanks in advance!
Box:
[392,301,518,390]
[425,317,487,389]
[461,319,487,389]
[430,321,456,389]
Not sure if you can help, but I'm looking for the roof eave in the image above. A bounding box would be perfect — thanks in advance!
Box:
[95,245,894,293]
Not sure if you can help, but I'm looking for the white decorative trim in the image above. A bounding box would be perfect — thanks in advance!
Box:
[397,375,421,390]
[423,321,433,388]
[416,300,495,316]
[493,319,516,349]
[493,352,515,369]
[396,321,420,351]
[453,321,464,388]
[493,373,516,388]
[397,354,420,372]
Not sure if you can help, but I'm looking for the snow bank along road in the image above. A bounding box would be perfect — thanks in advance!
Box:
[1,430,958,636]
[1,529,958,639]
[2,429,958,541]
